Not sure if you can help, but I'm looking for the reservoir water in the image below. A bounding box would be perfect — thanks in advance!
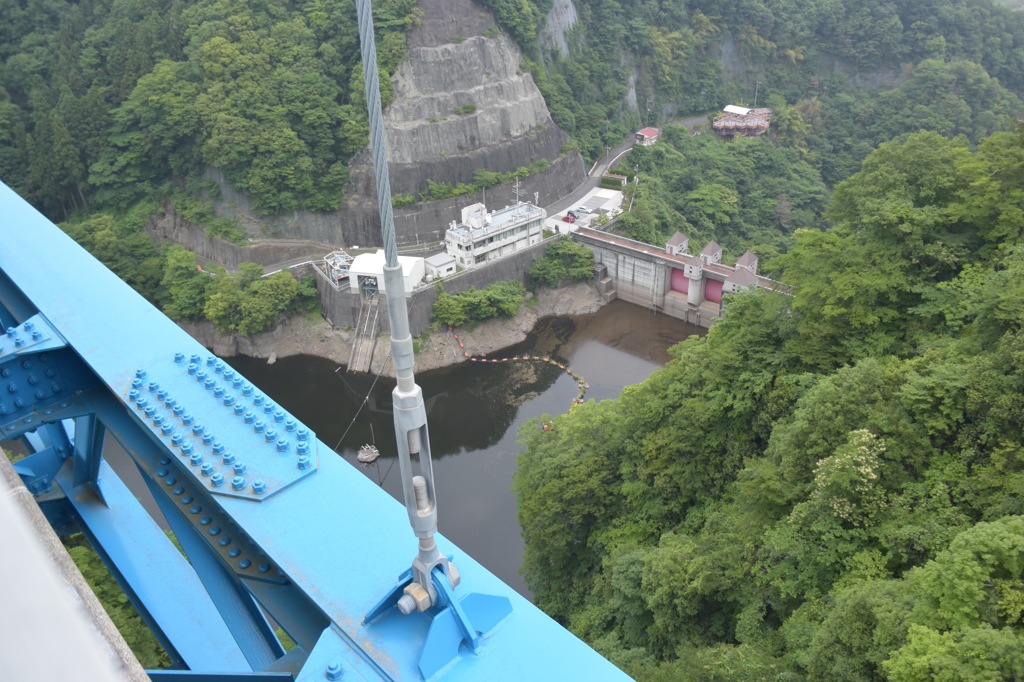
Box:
[228,300,702,596]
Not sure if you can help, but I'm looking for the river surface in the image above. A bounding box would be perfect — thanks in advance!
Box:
[228,300,702,596]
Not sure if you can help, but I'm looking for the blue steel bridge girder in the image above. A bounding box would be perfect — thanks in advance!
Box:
[0,180,632,680]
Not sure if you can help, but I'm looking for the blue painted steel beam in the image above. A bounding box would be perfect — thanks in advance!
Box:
[0,182,631,680]
[55,458,252,672]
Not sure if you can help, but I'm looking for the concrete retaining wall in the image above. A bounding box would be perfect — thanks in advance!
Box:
[316,238,555,336]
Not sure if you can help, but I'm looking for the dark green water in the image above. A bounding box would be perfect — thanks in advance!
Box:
[228,300,702,596]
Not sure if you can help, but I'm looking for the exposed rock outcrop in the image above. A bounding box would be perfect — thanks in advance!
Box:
[539,0,579,58]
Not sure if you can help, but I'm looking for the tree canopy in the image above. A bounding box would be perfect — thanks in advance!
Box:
[515,129,1024,679]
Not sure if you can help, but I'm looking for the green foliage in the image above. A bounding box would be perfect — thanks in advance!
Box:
[65,535,172,669]
[203,267,301,335]
[431,281,526,327]
[528,237,594,287]
[454,102,476,115]
[416,160,551,202]
[516,129,1024,676]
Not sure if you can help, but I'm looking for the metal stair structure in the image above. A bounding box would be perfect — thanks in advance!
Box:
[348,294,380,373]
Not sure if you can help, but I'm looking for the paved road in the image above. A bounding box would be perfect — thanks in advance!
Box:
[542,113,710,218]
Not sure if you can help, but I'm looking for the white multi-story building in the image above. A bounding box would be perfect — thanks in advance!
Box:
[444,202,546,269]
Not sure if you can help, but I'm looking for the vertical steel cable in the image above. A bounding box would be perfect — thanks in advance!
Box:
[355,0,399,269]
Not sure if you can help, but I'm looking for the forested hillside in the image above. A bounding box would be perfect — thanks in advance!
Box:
[5,0,1024,225]
[515,130,1024,679]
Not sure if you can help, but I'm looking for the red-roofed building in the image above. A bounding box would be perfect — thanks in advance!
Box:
[635,127,660,146]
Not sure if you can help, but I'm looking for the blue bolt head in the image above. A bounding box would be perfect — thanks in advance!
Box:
[199,516,212,526]
[171,434,184,446]
[189,504,201,514]
[192,423,205,435]
[276,439,289,452]
[264,429,277,442]
[231,476,246,490]
[223,369,234,380]
[285,419,297,432]
[218,537,230,547]
[214,386,225,397]
[161,423,174,435]
[297,455,311,470]
[31,330,42,340]
[23,321,33,331]
[135,369,146,378]
[174,352,185,363]
[157,390,168,402]
[202,433,215,444]
[157,468,169,477]
[144,406,157,417]
[297,442,311,455]
[214,360,225,373]
[181,443,195,455]
[238,559,251,569]
[297,428,310,441]
[253,393,265,405]
[211,472,225,487]
[233,461,247,475]
[244,410,256,423]
[5,327,15,337]
[222,452,236,464]
[189,452,202,466]
[136,397,148,408]
[212,442,225,454]
[201,462,214,476]
[128,389,139,402]
[196,370,207,382]
[228,547,241,558]
[232,403,245,414]
[274,409,286,422]
[263,402,276,414]
[35,389,46,400]
[253,419,266,433]
[187,363,198,375]
[173,405,185,416]
[148,381,158,392]
[14,338,25,347]
[206,356,216,366]
[242,383,254,396]
[182,413,194,425]
[153,415,165,425]
[223,395,235,406]
[190,354,201,364]
[204,378,215,390]
[326,662,344,681]
[253,480,267,494]
[232,377,244,388]
[131,377,143,389]
[208,526,221,536]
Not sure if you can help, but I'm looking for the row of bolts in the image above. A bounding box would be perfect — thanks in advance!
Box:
[126,354,316,493]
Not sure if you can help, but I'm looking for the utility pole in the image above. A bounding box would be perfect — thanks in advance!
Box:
[754,80,761,108]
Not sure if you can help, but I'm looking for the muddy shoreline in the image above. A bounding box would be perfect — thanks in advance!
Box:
[179,282,607,376]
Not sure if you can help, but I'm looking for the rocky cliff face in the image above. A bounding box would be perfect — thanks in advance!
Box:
[350,0,579,197]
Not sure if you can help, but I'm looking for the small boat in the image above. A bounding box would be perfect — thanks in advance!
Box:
[357,444,380,463]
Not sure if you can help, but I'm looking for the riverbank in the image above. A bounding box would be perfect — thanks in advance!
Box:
[179,282,607,375]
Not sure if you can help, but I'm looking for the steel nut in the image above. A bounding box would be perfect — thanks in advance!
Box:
[403,582,432,613]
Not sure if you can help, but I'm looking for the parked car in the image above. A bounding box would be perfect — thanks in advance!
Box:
[562,214,576,223]
[567,210,578,218]
[576,206,590,214]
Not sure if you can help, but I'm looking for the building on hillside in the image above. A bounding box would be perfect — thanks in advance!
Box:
[635,127,661,146]
[666,231,689,256]
[736,250,758,274]
[348,250,425,296]
[700,240,722,265]
[725,266,759,294]
[712,105,773,139]
[425,252,456,280]
[444,201,546,269]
